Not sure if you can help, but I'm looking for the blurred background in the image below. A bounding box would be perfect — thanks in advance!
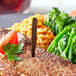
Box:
[0,0,76,28]
[0,0,76,14]
[29,0,76,14]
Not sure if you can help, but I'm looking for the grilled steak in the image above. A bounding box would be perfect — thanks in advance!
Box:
[0,28,76,76]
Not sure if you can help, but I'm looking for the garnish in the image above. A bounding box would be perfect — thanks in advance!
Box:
[2,43,24,61]
[0,30,24,61]
[0,31,18,54]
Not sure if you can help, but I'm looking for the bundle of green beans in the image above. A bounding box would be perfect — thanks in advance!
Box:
[47,22,76,64]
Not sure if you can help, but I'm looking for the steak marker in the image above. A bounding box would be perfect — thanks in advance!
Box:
[32,18,37,57]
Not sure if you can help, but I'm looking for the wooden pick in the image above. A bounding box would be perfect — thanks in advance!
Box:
[32,18,37,57]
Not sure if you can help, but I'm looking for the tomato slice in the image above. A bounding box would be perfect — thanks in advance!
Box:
[69,10,76,17]
[0,31,18,54]
[9,31,18,45]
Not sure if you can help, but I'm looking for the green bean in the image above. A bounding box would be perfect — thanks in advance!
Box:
[56,23,63,35]
[62,28,76,59]
[68,31,76,61]
[68,41,73,61]
[47,26,71,52]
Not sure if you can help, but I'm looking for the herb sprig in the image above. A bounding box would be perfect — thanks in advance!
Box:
[2,43,24,61]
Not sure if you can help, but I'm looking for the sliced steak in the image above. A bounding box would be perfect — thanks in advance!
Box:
[0,28,76,76]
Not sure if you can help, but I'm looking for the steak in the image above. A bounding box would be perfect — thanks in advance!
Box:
[0,27,76,76]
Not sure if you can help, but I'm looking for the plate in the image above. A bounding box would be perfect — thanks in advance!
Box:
[0,13,34,28]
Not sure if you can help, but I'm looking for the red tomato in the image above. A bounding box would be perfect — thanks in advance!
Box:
[0,31,18,54]
[9,31,18,45]
[69,10,76,17]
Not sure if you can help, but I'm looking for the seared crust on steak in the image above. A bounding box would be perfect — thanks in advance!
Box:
[0,28,76,76]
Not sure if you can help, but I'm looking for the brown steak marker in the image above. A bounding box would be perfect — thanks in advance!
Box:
[32,18,37,57]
